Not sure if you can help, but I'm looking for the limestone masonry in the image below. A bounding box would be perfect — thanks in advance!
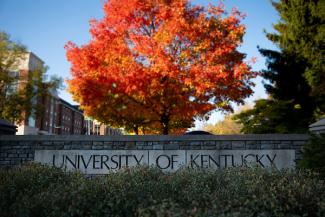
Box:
[0,134,308,173]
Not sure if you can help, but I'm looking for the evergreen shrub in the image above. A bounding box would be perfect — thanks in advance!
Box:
[0,163,324,217]
[299,133,325,177]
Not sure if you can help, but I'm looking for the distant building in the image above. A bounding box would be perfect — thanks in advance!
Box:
[36,96,85,135]
[54,99,84,135]
[36,92,60,135]
[16,52,44,135]
[14,51,122,135]
[84,118,94,135]
[85,119,122,136]
[0,119,17,135]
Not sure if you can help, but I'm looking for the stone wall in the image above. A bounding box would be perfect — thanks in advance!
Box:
[0,134,309,168]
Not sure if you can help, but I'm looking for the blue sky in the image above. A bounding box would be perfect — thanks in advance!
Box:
[0,0,279,129]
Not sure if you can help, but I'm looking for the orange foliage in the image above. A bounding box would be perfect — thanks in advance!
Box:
[65,0,256,134]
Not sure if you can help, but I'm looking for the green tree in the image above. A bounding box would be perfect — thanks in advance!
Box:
[235,99,310,134]
[299,133,325,177]
[234,50,315,133]
[0,32,61,123]
[234,0,323,133]
[268,0,325,112]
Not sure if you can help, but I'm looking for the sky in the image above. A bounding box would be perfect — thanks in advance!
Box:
[0,0,279,129]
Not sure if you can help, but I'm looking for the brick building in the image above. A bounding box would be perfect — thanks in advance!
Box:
[36,93,59,135]
[36,96,85,135]
[54,100,84,135]
[14,51,122,136]
[15,52,44,135]
[84,119,122,135]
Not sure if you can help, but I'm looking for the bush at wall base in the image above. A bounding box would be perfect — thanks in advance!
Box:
[0,163,324,217]
[299,133,325,177]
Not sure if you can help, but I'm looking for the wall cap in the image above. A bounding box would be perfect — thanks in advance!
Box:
[0,134,309,142]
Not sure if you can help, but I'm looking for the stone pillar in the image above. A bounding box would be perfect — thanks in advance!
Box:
[0,119,17,135]
[309,118,325,134]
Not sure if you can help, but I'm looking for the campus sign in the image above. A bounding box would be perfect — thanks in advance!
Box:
[34,150,295,174]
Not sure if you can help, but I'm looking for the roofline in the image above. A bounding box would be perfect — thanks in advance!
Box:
[59,98,83,114]
[27,51,45,64]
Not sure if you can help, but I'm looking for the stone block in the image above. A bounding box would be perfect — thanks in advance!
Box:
[153,144,163,150]
[261,144,275,149]
[10,159,22,165]
[220,141,231,149]
[71,144,83,149]
[0,146,11,150]
[42,146,57,150]
[93,141,103,146]
[17,144,30,148]
[168,141,180,145]
[136,142,146,146]
[83,144,92,150]
[8,153,18,158]
[92,145,104,150]
[232,141,245,149]
[143,146,153,150]
[203,141,216,146]
[41,141,52,146]
[179,145,190,150]
[293,141,306,146]
[278,141,292,149]
[261,140,277,144]
[0,153,8,157]
[0,161,10,165]
[125,142,136,149]
[190,141,202,146]
[63,145,72,150]
[16,149,26,154]
[18,154,27,158]
[180,141,191,146]
[201,145,216,150]
[247,144,260,149]
[6,149,18,153]
[53,141,65,146]
[147,142,158,146]
[113,142,126,149]
[64,141,72,145]
[164,143,179,150]
[190,145,201,150]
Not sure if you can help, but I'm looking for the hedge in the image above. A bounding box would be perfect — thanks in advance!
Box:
[0,163,324,217]
[299,133,325,176]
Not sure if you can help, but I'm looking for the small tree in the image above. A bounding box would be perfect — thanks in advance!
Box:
[0,32,61,124]
[203,114,242,135]
[234,99,312,134]
[299,133,325,177]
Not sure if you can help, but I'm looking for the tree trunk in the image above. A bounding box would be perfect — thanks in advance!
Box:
[161,114,170,135]
[162,125,169,135]
[133,126,139,135]
[141,127,146,135]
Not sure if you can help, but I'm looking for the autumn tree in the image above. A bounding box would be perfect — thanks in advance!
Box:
[65,0,256,134]
[0,31,61,124]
